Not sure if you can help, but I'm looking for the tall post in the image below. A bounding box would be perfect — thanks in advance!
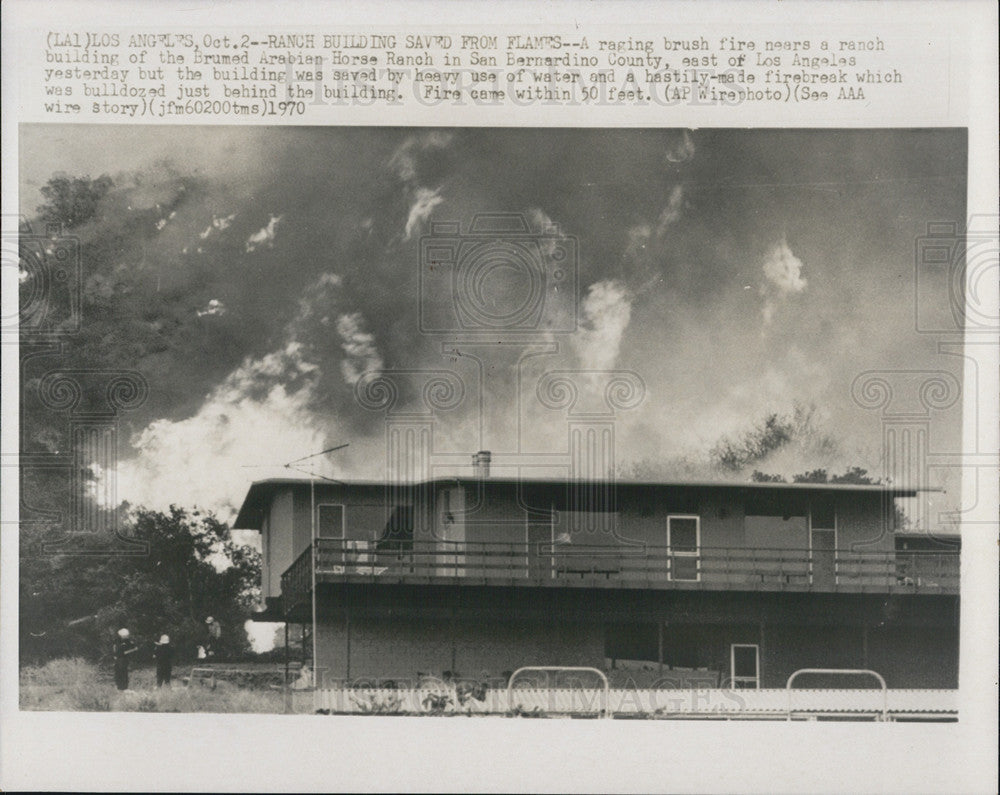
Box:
[658,622,665,675]
[283,621,290,714]
[310,477,317,688]
[345,603,351,682]
[759,620,766,688]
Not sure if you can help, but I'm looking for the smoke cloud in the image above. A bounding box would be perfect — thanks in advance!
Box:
[336,312,384,385]
[20,127,966,521]
[117,343,326,515]
[761,238,807,325]
[665,129,696,164]
[403,187,443,240]
[574,280,633,372]
[245,214,283,252]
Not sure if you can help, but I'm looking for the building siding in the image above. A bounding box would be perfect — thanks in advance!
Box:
[315,614,605,684]
[311,612,958,689]
[264,489,295,599]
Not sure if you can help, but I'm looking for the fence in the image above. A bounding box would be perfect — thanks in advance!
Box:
[313,684,957,720]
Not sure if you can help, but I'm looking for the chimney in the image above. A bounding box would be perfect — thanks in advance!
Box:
[472,450,491,478]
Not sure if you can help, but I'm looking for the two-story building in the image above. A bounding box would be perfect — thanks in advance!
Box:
[234,452,959,716]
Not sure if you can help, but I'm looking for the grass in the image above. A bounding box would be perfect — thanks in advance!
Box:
[20,657,314,713]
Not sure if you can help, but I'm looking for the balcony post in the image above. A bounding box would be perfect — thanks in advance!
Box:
[657,621,664,675]
[283,620,290,714]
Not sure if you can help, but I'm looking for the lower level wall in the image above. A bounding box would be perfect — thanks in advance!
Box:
[763,624,958,688]
[315,615,605,684]
[313,614,957,689]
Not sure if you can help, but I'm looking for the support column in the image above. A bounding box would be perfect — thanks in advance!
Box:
[862,622,869,668]
[658,622,665,675]
[283,622,291,714]
[345,605,351,682]
[759,621,766,688]
[449,605,457,674]
[284,622,289,684]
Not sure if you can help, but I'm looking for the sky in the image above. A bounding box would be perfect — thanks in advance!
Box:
[20,125,967,529]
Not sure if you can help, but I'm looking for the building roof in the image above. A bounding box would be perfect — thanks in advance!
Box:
[233,475,932,530]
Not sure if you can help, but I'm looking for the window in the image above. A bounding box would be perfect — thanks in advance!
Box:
[730,644,759,689]
[317,504,344,538]
[668,515,700,581]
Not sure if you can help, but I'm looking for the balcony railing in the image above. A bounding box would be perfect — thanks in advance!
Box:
[279,538,958,609]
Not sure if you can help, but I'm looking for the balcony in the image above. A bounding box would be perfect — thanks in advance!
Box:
[279,539,959,612]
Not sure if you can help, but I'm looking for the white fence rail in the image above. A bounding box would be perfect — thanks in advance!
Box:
[787,668,888,720]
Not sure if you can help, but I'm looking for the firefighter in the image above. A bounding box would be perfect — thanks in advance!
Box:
[153,634,174,687]
[204,616,221,658]
[112,628,138,691]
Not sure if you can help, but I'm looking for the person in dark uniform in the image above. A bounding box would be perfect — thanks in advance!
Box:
[204,616,221,658]
[113,628,138,691]
[153,634,174,687]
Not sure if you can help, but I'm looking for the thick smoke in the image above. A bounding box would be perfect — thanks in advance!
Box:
[761,238,807,325]
[244,214,283,252]
[574,280,633,372]
[21,127,966,521]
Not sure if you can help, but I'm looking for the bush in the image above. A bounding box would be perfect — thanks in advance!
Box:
[19,658,113,712]
[20,657,98,687]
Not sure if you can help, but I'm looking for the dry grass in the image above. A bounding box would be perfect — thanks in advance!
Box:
[20,658,313,713]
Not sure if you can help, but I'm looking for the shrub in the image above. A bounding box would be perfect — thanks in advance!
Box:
[20,657,308,714]
[350,691,403,715]
[421,691,452,715]
[21,657,99,688]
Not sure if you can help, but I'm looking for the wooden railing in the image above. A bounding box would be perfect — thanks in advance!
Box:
[278,538,958,605]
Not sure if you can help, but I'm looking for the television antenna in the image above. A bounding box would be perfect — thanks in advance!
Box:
[240,443,350,483]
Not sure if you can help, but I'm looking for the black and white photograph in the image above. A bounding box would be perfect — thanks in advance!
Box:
[16,125,966,717]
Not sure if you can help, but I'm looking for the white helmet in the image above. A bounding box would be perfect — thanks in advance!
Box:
[117,628,129,638]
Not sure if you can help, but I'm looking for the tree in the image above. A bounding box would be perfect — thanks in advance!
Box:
[710,403,839,476]
[829,466,878,484]
[19,506,261,666]
[712,412,796,471]
[37,173,113,229]
[750,470,787,483]
[792,468,831,484]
